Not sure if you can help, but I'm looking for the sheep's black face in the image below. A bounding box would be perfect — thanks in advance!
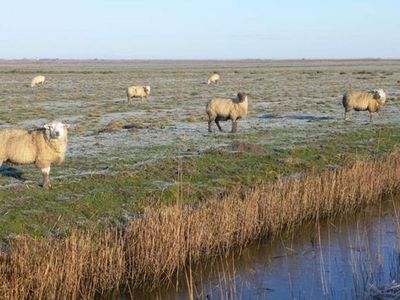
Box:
[237,92,247,103]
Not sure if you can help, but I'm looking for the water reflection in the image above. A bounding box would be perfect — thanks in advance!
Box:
[121,201,400,300]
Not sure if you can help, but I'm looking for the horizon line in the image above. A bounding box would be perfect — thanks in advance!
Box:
[1,57,400,63]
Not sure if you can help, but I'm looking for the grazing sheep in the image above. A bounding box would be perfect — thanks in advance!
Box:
[206,92,248,133]
[126,86,151,103]
[342,89,386,122]
[31,75,45,88]
[207,73,220,85]
[0,121,70,188]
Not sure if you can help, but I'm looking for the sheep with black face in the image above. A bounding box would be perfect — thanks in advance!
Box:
[206,92,248,133]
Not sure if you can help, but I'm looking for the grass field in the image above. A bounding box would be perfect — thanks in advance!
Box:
[1,59,400,240]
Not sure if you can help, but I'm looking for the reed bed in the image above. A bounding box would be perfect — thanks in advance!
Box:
[2,153,400,299]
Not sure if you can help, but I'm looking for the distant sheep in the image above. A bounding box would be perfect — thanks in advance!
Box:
[207,73,220,85]
[31,75,45,88]
[206,92,248,133]
[342,89,386,122]
[0,121,70,188]
[126,86,151,103]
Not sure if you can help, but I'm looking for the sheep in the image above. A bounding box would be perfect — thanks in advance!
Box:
[206,92,248,133]
[0,121,70,188]
[207,73,220,85]
[126,86,151,103]
[31,75,45,88]
[342,89,386,122]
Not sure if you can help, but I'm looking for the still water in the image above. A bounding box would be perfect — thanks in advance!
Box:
[122,200,400,299]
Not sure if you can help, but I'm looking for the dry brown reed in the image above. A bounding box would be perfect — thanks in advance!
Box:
[2,153,400,299]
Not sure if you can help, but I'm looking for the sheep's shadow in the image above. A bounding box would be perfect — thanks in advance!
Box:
[0,165,25,180]
[259,114,334,122]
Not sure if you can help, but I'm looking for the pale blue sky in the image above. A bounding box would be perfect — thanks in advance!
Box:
[1,0,399,59]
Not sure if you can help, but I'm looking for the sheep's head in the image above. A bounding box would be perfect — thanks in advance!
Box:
[44,121,70,139]
[144,86,151,94]
[372,89,386,104]
[237,92,248,103]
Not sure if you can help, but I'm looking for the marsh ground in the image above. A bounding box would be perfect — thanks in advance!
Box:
[1,60,400,239]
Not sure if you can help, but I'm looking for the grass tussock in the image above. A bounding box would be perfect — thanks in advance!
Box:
[2,153,400,298]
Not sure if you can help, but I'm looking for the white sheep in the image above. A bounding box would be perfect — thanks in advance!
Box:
[0,121,70,188]
[126,86,151,103]
[31,75,45,88]
[342,89,386,122]
[206,92,248,133]
[207,73,220,85]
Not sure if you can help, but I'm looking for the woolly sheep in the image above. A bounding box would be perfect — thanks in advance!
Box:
[206,92,248,133]
[31,75,45,88]
[207,73,220,85]
[0,121,70,188]
[126,86,151,103]
[342,89,386,122]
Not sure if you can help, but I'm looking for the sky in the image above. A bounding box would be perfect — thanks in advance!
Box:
[0,0,399,60]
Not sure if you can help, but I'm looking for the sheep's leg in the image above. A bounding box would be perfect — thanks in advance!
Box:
[344,110,350,121]
[41,166,51,188]
[215,120,223,132]
[208,119,214,132]
[369,112,373,123]
[231,120,238,133]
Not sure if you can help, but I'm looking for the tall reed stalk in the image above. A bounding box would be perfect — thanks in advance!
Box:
[1,153,400,299]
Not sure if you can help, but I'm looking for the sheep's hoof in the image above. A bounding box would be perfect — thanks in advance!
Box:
[42,182,52,189]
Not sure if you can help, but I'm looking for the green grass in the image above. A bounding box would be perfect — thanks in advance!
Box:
[1,124,399,240]
[1,60,399,241]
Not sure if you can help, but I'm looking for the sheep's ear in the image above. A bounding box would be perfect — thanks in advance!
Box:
[43,123,51,130]
[63,124,70,129]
